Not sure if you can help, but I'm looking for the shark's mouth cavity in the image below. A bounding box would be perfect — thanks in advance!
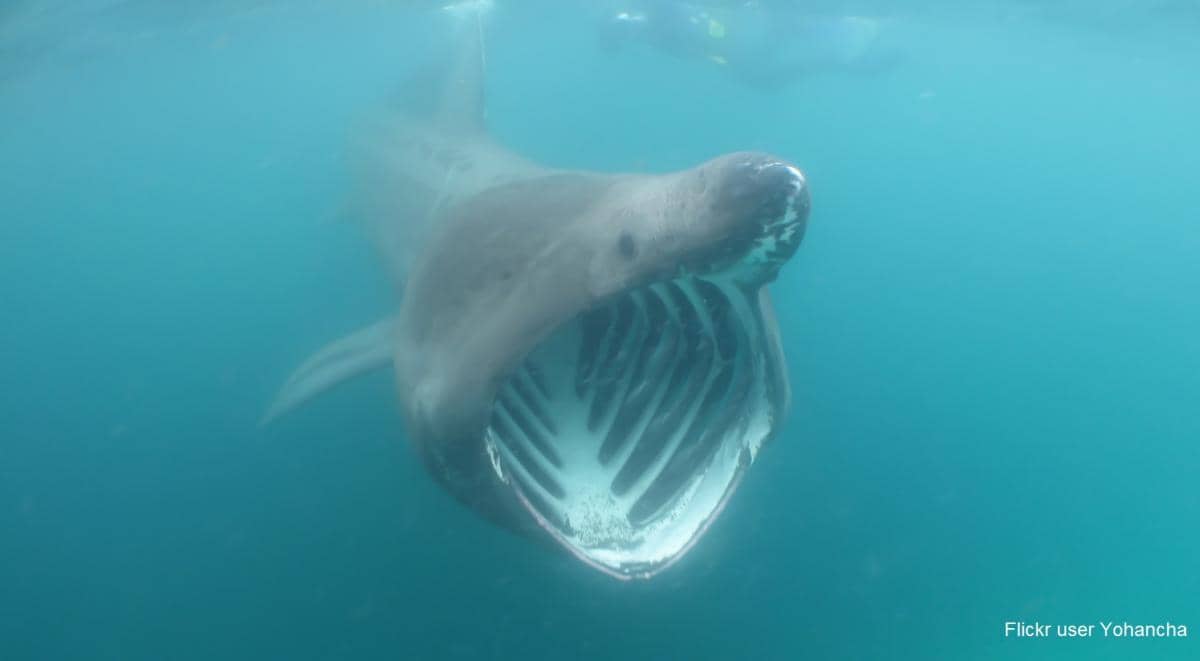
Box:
[483,269,785,579]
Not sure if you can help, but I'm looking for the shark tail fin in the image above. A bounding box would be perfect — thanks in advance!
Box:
[260,317,398,426]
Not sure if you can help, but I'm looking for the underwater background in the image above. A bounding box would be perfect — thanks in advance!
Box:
[2,1,1198,659]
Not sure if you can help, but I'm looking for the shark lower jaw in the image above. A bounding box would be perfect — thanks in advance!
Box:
[483,268,787,579]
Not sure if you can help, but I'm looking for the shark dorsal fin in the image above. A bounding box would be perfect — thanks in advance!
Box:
[434,0,489,134]
[412,1,491,135]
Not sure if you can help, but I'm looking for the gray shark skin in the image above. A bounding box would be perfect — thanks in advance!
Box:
[265,11,811,580]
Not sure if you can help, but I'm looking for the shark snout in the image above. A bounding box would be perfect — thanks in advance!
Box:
[729,157,803,196]
[709,153,808,231]
[730,158,808,221]
[697,153,809,276]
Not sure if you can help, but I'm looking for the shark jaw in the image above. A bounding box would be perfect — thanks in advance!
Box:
[482,185,806,580]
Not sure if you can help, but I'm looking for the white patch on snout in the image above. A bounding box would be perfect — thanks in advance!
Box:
[784,164,806,188]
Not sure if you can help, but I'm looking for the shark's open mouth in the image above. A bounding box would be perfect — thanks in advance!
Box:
[483,271,787,579]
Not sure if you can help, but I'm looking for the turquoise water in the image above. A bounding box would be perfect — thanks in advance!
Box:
[2,2,1198,659]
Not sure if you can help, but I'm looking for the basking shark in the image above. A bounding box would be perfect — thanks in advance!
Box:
[265,11,810,580]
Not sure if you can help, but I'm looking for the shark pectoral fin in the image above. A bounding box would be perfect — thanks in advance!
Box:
[260,317,398,426]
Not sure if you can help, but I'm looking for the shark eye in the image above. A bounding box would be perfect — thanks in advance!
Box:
[618,232,637,260]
